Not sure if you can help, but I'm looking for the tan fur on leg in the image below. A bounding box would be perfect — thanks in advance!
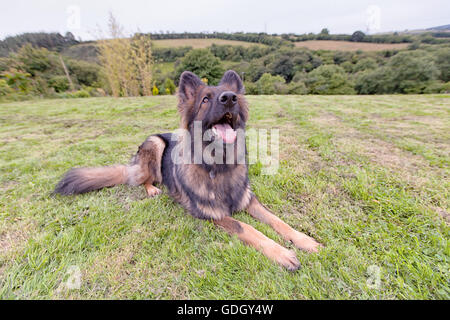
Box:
[214,216,300,271]
[246,197,323,253]
[144,182,162,197]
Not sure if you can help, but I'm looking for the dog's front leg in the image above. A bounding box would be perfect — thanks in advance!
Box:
[246,196,323,253]
[213,216,300,271]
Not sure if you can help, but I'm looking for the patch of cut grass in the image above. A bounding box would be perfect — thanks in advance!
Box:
[0,95,448,299]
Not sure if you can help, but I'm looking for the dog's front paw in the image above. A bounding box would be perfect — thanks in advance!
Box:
[277,248,300,271]
[290,231,323,253]
[145,185,162,198]
[266,244,300,271]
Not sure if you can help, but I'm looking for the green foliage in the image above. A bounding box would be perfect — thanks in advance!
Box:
[164,78,176,95]
[305,64,355,94]
[0,32,78,57]
[287,81,307,94]
[353,57,378,73]
[57,89,91,99]
[67,59,100,87]
[340,61,354,73]
[351,31,365,42]
[48,75,70,92]
[175,49,224,85]
[1,31,449,99]
[355,67,393,94]
[355,50,441,94]
[243,81,257,94]
[0,79,12,96]
[1,69,32,93]
[435,48,450,81]
[389,51,440,93]
[15,44,55,76]
[255,73,286,94]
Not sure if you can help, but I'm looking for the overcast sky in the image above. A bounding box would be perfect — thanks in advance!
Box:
[1,0,449,40]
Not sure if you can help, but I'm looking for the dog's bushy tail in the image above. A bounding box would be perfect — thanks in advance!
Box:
[53,165,136,195]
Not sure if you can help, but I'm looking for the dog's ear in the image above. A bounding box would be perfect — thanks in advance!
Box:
[219,70,244,94]
[177,71,204,129]
[178,71,204,102]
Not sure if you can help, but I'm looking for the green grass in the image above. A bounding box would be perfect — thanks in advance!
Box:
[0,95,449,299]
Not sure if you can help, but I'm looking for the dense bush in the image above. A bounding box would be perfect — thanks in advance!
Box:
[255,73,286,94]
[48,75,70,92]
[355,51,441,94]
[305,65,355,94]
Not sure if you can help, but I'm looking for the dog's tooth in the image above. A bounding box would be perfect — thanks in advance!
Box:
[212,127,217,135]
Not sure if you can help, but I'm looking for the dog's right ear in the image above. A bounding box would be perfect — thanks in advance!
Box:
[178,71,204,103]
[177,71,204,129]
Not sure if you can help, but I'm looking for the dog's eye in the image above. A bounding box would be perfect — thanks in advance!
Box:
[202,97,209,104]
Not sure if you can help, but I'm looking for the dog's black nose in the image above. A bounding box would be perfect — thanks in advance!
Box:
[219,91,237,107]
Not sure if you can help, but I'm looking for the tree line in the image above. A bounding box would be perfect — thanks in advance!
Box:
[0,28,449,101]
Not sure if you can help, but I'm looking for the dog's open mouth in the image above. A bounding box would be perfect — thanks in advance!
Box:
[211,112,237,144]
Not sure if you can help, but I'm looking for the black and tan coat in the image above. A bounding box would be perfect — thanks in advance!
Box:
[54,70,322,270]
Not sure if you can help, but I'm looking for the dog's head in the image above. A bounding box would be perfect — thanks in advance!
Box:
[177,70,248,145]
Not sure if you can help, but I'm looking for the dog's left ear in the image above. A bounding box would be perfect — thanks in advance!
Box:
[219,70,244,94]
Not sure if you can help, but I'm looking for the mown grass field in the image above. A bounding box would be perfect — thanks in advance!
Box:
[0,94,449,299]
[152,38,266,49]
[293,40,409,51]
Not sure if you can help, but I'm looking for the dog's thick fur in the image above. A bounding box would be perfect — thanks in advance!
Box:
[54,70,321,270]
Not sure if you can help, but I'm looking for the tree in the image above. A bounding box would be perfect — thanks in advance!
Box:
[388,51,439,93]
[269,55,295,81]
[320,28,329,35]
[174,49,224,85]
[351,31,365,42]
[164,78,176,94]
[305,65,355,94]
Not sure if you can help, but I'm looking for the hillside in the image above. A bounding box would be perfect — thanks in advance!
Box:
[152,38,266,49]
[293,40,409,51]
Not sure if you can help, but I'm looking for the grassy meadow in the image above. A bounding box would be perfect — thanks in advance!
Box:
[0,94,449,299]
[152,38,266,49]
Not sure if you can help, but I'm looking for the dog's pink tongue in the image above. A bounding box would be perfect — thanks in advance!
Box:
[213,123,236,143]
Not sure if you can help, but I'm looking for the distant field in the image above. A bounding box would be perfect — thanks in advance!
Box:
[0,95,448,299]
[152,38,265,48]
[294,40,410,51]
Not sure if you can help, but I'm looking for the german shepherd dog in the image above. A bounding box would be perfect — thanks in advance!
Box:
[54,70,322,270]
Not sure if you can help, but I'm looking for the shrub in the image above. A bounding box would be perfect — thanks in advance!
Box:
[355,67,393,94]
[353,58,378,73]
[388,51,439,93]
[2,69,32,93]
[435,48,450,82]
[255,73,286,95]
[48,75,70,92]
[287,81,307,94]
[0,79,12,96]
[67,59,100,87]
[164,78,176,94]
[243,81,257,95]
[152,84,159,96]
[305,65,355,94]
